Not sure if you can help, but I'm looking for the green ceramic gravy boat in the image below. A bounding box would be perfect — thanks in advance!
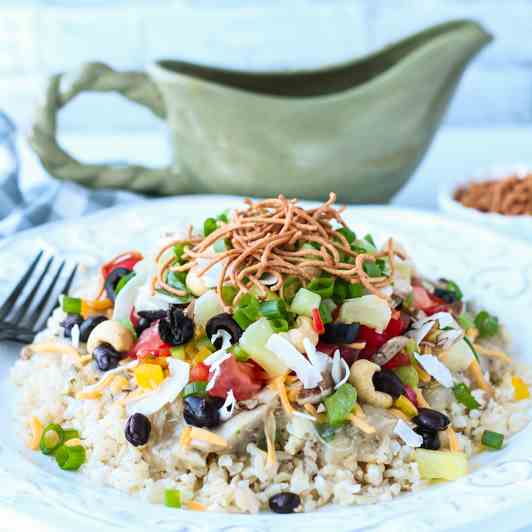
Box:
[30,19,492,203]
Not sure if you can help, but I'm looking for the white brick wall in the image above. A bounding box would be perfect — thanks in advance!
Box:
[1,0,532,132]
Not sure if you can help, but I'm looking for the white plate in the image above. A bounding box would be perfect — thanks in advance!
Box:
[2,195,532,532]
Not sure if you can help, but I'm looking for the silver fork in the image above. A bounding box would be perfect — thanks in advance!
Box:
[0,251,78,343]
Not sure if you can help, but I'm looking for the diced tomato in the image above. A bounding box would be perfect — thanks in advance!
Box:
[357,317,409,358]
[102,251,143,279]
[208,355,263,401]
[383,351,411,370]
[190,362,210,382]
[312,308,325,334]
[412,286,448,316]
[130,321,171,358]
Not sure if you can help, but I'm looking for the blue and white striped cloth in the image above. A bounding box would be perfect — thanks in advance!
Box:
[0,111,143,239]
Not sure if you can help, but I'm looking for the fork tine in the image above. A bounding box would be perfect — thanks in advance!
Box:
[0,251,44,321]
[33,262,78,332]
[24,260,67,332]
[8,256,54,326]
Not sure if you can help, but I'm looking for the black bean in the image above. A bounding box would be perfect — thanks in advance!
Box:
[434,288,457,304]
[79,315,108,343]
[60,314,83,338]
[104,267,132,302]
[125,413,151,446]
[268,492,301,514]
[372,369,404,398]
[321,322,359,345]
[93,343,122,372]
[414,427,441,450]
[158,305,194,346]
[135,309,168,337]
[412,408,450,432]
[183,396,221,429]
[206,313,243,349]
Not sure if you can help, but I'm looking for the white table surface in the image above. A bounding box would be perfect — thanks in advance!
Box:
[18,125,532,212]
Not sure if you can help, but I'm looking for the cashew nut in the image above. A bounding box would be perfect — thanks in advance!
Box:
[86,319,135,355]
[280,316,318,352]
[349,359,393,408]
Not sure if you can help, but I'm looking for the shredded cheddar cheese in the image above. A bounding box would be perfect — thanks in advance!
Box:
[348,414,376,434]
[447,427,461,452]
[28,416,43,450]
[388,408,409,421]
[269,375,294,415]
[394,395,418,418]
[180,427,228,449]
[468,359,494,397]
[184,501,207,511]
[415,389,430,408]
[304,403,318,417]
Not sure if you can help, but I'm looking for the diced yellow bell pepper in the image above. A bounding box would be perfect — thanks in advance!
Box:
[512,376,530,401]
[394,394,418,418]
[134,363,164,389]
[192,346,213,364]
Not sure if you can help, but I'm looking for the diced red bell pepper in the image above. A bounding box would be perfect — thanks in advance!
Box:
[129,307,140,328]
[312,308,325,334]
[102,251,143,279]
[357,316,408,358]
[383,351,411,370]
[130,321,171,358]
[190,362,210,382]
[207,355,264,400]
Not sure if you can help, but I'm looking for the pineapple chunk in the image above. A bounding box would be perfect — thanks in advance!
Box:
[415,449,468,481]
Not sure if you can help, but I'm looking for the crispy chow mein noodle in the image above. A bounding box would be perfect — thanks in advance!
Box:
[155,193,403,309]
[455,173,532,216]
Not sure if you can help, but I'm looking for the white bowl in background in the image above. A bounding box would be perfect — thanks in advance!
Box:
[438,164,532,243]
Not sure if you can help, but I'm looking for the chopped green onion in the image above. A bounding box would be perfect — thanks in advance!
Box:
[481,430,504,450]
[281,276,302,304]
[319,301,333,324]
[55,444,86,471]
[196,336,216,353]
[405,339,418,354]
[324,383,357,428]
[40,424,65,455]
[170,346,186,360]
[181,381,208,398]
[333,279,348,304]
[237,294,261,321]
[233,344,250,362]
[445,280,463,301]
[457,312,475,330]
[164,489,182,509]
[63,429,80,442]
[452,383,480,410]
[363,261,381,278]
[213,238,231,253]
[62,296,81,315]
[216,209,230,223]
[173,243,187,263]
[259,299,288,320]
[463,336,480,362]
[221,285,238,305]
[364,234,377,247]
[308,277,335,298]
[475,310,499,338]
[203,217,218,237]
[233,308,253,330]
[269,318,289,333]
[166,271,187,292]
[347,282,365,298]
[155,287,191,304]
[115,272,135,295]
[336,227,356,244]
[315,422,336,442]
